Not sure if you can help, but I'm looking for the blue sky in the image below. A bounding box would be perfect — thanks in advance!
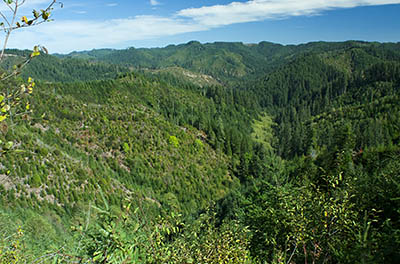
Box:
[4,0,400,53]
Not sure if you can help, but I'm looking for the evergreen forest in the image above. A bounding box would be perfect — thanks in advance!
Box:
[1,40,400,263]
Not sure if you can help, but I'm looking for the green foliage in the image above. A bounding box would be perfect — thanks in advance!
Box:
[122,142,130,154]
[0,226,25,264]
[148,210,251,264]
[30,173,41,187]
[1,40,400,263]
[168,135,179,148]
[245,167,359,263]
[74,199,146,263]
[194,138,203,152]
[251,113,275,152]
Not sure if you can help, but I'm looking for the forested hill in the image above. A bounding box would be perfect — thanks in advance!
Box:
[6,40,400,84]
[59,40,400,82]
[1,49,128,82]
[1,41,400,263]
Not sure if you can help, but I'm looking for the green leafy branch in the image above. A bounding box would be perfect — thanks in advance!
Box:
[0,0,61,155]
[0,0,62,60]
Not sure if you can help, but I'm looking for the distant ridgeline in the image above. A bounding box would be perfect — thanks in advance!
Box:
[0,41,400,263]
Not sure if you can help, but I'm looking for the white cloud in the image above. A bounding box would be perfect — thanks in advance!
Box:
[8,16,205,53]
[5,0,400,53]
[107,3,118,7]
[177,0,400,27]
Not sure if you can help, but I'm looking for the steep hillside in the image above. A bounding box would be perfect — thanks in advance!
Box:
[2,73,240,210]
[1,40,400,263]
[241,45,400,158]
[144,66,221,88]
[0,72,243,258]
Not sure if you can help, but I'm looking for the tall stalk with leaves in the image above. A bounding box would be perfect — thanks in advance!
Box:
[0,1,61,262]
[0,0,60,155]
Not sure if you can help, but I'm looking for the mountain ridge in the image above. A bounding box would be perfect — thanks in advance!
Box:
[1,40,400,262]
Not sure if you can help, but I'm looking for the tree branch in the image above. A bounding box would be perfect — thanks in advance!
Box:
[0,0,58,60]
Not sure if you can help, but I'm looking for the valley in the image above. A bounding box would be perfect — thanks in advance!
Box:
[1,40,400,263]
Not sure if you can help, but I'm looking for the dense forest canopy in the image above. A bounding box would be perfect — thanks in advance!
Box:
[0,40,400,263]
